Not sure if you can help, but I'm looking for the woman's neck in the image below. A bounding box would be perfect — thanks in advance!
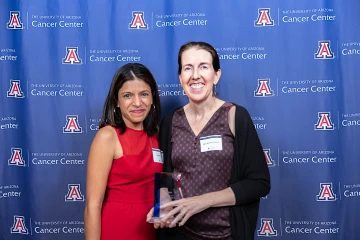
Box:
[186,97,222,117]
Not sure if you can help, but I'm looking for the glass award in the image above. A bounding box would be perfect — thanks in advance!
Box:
[149,172,183,223]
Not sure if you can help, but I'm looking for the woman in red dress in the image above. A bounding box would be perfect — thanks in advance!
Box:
[84,63,162,240]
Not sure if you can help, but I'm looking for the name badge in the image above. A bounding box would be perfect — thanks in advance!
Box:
[152,148,163,164]
[200,135,222,152]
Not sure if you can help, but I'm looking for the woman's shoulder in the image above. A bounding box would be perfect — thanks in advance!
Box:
[226,102,249,117]
[94,125,118,142]
[225,102,253,127]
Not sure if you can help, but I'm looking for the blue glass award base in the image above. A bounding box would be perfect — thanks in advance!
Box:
[149,172,183,223]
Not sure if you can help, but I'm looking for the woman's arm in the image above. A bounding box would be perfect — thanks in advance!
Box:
[229,105,271,205]
[84,126,119,240]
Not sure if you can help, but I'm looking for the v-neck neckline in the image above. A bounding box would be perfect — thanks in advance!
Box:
[182,102,226,137]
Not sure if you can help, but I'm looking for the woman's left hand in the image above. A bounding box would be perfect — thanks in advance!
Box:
[159,195,210,228]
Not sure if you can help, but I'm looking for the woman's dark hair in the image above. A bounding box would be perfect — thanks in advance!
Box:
[177,41,220,75]
[99,63,161,136]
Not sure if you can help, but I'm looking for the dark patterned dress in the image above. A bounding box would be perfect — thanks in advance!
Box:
[171,102,235,240]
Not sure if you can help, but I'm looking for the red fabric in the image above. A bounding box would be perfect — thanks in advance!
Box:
[101,127,162,240]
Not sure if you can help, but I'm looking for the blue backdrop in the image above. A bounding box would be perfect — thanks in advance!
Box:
[1,0,359,239]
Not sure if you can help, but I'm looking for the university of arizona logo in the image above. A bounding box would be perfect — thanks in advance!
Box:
[10,216,28,234]
[129,11,148,29]
[63,115,82,133]
[317,183,336,201]
[7,80,24,98]
[257,218,278,237]
[314,41,334,59]
[65,184,85,201]
[8,148,26,167]
[254,8,274,27]
[254,79,274,97]
[314,112,334,130]
[62,47,82,64]
[7,11,24,29]
[264,149,275,167]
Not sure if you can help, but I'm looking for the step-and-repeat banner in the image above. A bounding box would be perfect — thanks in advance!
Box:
[1,0,359,239]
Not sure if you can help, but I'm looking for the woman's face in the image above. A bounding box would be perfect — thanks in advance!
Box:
[179,47,221,103]
[117,78,153,129]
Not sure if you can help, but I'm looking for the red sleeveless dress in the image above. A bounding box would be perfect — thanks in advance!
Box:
[101,127,162,240]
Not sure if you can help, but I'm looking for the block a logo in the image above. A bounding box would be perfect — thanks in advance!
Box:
[63,115,83,133]
[314,112,334,130]
[7,11,24,29]
[8,148,26,167]
[62,47,82,65]
[314,41,334,59]
[257,218,278,237]
[254,8,274,27]
[7,80,24,98]
[65,184,85,201]
[264,149,276,167]
[254,79,274,97]
[317,183,337,201]
[10,216,28,234]
[129,11,148,29]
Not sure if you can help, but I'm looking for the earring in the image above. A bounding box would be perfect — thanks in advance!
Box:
[213,84,217,96]
[150,104,155,113]
[114,107,121,118]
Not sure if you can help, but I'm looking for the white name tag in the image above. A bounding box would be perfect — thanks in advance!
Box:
[200,135,222,152]
[152,148,163,164]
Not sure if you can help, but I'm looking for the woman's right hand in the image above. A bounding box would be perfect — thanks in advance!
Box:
[146,207,169,229]
[146,188,173,228]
